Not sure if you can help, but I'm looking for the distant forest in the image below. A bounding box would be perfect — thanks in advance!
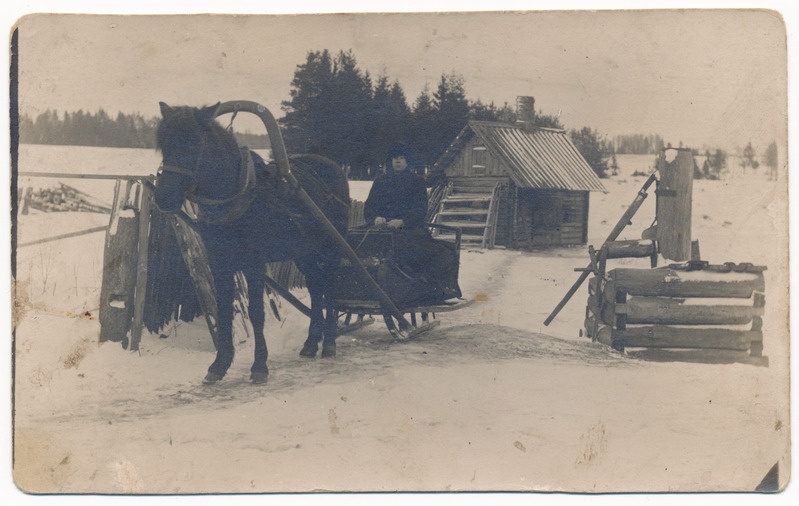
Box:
[611,133,666,155]
[18,109,269,150]
[19,48,691,180]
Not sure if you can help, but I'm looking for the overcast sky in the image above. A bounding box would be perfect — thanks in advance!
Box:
[13,9,788,153]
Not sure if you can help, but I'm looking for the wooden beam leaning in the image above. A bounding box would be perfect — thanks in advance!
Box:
[544,172,657,326]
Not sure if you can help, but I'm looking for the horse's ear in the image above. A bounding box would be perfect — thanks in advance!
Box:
[159,101,173,118]
[196,102,221,124]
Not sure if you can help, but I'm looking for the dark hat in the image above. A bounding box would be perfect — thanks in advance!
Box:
[387,143,411,161]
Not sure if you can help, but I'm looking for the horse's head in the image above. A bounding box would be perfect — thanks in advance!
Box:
[154,101,240,213]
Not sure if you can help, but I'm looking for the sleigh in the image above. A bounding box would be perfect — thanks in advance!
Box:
[330,223,472,340]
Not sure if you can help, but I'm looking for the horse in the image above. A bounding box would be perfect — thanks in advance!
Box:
[153,102,350,384]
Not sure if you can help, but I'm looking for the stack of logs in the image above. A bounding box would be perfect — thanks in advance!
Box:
[20,183,112,214]
[585,261,766,357]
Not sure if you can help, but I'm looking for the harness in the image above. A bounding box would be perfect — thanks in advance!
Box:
[160,147,257,225]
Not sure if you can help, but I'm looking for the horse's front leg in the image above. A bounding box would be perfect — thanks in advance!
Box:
[204,266,236,384]
[245,266,268,384]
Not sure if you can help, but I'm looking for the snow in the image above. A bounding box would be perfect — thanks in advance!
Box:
[9,151,792,499]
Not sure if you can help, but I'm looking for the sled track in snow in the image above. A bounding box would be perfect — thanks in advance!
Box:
[83,324,636,421]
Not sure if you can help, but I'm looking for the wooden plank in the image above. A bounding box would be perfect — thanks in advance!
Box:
[656,149,693,261]
[18,225,107,248]
[611,267,765,298]
[604,239,656,259]
[618,297,763,325]
[129,182,152,351]
[99,180,139,344]
[19,171,150,180]
[21,187,32,215]
[439,210,489,216]
[614,326,760,351]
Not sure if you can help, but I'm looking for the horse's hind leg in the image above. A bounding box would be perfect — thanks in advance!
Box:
[299,284,324,358]
[320,298,338,358]
[245,266,269,384]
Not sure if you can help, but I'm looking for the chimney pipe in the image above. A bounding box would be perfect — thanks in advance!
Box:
[516,96,536,125]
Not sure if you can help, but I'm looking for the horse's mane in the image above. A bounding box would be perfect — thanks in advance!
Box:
[155,104,239,156]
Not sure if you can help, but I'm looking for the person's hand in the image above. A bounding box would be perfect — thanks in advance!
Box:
[374,217,387,227]
[387,219,404,229]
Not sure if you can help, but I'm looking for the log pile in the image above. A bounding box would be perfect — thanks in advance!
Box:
[585,261,766,357]
[23,183,111,214]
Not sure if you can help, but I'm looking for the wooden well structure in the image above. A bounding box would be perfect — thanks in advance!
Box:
[578,148,767,360]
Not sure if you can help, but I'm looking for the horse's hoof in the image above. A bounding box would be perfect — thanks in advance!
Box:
[321,344,336,358]
[299,343,318,358]
[250,371,269,384]
[203,372,224,384]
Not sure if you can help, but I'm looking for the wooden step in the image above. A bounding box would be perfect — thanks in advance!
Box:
[439,210,489,216]
[452,188,495,195]
[438,228,485,237]
[437,221,490,228]
[444,194,492,202]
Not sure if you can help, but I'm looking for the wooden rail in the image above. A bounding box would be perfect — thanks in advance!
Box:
[19,225,107,247]
[19,171,150,180]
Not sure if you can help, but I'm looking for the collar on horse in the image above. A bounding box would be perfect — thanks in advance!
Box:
[160,147,258,224]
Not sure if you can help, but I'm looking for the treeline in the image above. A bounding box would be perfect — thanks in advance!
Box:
[18,109,270,149]
[19,109,159,148]
[20,48,624,179]
[694,141,779,180]
[279,49,524,179]
[612,133,666,154]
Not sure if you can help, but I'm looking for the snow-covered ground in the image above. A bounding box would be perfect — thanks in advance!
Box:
[9,152,791,497]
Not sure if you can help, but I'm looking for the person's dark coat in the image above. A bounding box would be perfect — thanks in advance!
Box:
[360,166,462,304]
[364,169,428,229]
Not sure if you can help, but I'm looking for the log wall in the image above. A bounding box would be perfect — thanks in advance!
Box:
[584,263,766,359]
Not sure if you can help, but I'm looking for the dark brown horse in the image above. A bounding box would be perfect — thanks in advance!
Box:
[153,102,350,384]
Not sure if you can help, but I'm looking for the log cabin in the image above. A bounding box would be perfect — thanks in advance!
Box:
[428,119,606,249]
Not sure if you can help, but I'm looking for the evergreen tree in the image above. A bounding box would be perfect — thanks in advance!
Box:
[764,141,778,179]
[533,110,564,129]
[410,85,439,170]
[280,49,335,154]
[741,142,759,170]
[429,73,469,165]
[367,74,410,175]
[570,127,609,178]
[468,99,500,121]
[328,50,373,178]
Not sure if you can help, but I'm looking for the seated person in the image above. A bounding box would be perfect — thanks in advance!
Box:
[363,145,462,304]
[364,145,427,231]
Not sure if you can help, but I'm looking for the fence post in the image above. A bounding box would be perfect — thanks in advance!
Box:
[656,148,694,261]
[99,179,139,343]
